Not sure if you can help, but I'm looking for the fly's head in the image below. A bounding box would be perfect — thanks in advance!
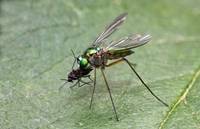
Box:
[77,55,90,69]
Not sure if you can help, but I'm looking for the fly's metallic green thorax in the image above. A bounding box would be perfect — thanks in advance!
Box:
[83,47,101,58]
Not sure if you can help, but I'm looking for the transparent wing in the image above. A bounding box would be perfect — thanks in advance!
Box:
[92,13,128,47]
[107,34,152,50]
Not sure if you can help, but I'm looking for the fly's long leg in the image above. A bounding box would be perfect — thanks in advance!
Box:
[89,68,96,109]
[87,75,93,82]
[105,58,136,67]
[123,57,169,107]
[71,49,77,70]
[59,80,80,92]
[105,58,168,107]
[79,80,92,87]
[100,68,119,121]
[70,80,80,88]
[82,75,94,82]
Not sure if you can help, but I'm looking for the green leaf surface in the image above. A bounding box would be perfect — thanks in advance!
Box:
[0,0,200,129]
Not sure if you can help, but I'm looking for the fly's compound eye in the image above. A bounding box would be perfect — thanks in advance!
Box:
[79,58,88,69]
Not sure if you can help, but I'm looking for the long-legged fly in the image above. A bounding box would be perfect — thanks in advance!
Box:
[61,13,169,121]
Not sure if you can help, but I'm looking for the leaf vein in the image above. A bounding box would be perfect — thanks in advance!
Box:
[158,66,200,129]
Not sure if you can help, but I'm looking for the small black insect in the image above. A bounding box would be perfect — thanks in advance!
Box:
[59,50,93,90]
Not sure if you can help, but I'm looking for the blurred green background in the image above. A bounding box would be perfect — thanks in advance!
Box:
[0,0,200,129]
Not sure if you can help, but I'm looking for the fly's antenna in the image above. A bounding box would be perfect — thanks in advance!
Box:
[71,49,76,58]
[71,49,77,70]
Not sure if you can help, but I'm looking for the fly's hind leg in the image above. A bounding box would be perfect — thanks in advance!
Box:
[105,58,136,68]
[105,58,168,107]
[122,57,169,107]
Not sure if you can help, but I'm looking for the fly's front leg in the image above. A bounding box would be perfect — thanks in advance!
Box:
[79,79,93,87]
[69,81,80,89]
[87,75,94,82]
[83,75,94,82]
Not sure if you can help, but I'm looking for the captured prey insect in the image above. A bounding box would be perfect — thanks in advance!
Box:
[59,50,94,91]
[61,13,169,121]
